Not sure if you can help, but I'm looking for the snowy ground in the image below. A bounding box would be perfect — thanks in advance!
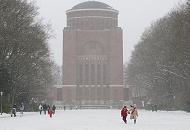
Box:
[0,109,190,130]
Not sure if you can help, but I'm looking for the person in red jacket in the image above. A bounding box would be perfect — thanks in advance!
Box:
[121,106,129,124]
[48,107,53,118]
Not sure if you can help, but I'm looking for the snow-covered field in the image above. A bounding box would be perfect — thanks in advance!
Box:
[0,109,190,130]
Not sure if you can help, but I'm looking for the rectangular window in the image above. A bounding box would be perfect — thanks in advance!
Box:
[97,64,101,84]
[85,64,89,84]
[103,63,106,84]
[79,64,83,84]
[91,64,95,84]
[57,88,62,101]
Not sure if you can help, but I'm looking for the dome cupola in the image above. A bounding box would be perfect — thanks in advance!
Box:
[66,1,118,30]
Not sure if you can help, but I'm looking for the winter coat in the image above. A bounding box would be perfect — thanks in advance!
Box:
[13,104,17,109]
[12,108,16,114]
[130,108,138,119]
[49,109,53,117]
[39,105,43,110]
[121,107,129,117]
[43,104,47,110]
[52,105,56,111]
[12,104,17,113]
[20,105,24,111]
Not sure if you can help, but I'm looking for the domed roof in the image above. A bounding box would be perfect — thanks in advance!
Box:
[72,1,113,10]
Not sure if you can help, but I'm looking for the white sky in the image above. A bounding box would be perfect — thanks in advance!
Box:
[34,0,184,66]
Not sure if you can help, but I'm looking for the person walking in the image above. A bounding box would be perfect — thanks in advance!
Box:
[11,104,17,117]
[43,104,47,115]
[130,104,138,124]
[48,107,53,118]
[121,106,129,124]
[19,103,24,116]
[52,105,56,114]
[39,104,43,115]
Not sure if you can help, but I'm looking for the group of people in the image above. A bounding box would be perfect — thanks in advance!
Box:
[121,104,138,124]
[11,103,24,117]
[151,104,158,112]
[11,103,56,118]
[11,102,138,123]
[39,104,56,118]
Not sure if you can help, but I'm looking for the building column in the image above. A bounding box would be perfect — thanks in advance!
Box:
[94,60,98,102]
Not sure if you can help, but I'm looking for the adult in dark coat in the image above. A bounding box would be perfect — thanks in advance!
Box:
[43,104,47,115]
[12,104,17,117]
[52,105,56,114]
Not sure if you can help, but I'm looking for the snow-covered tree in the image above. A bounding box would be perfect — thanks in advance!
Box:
[0,0,53,111]
[127,1,190,111]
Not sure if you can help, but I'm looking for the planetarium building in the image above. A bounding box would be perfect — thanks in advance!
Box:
[54,1,124,108]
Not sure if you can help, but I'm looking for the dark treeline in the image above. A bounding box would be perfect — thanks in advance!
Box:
[126,1,190,111]
[0,0,55,112]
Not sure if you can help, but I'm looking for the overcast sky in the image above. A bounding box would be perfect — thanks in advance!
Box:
[34,0,184,66]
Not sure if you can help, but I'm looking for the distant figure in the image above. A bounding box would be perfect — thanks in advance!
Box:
[39,104,43,115]
[121,106,130,124]
[11,104,17,117]
[151,104,158,112]
[142,101,145,108]
[52,105,56,114]
[154,104,158,112]
[20,103,24,116]
[151,104,154,112]
[42,104,47,115]
[47,105,51,115]
[48,107,53,118]
[63,106,66,111]
[130,104,138,124]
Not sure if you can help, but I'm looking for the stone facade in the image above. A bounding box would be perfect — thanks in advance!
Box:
[54,1,124,107]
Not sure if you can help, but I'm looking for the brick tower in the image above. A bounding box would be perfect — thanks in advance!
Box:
[62,1,123,107]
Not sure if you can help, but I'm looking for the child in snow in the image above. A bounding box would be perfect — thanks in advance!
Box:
[130,104,138,124]
[121,106,130,124]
